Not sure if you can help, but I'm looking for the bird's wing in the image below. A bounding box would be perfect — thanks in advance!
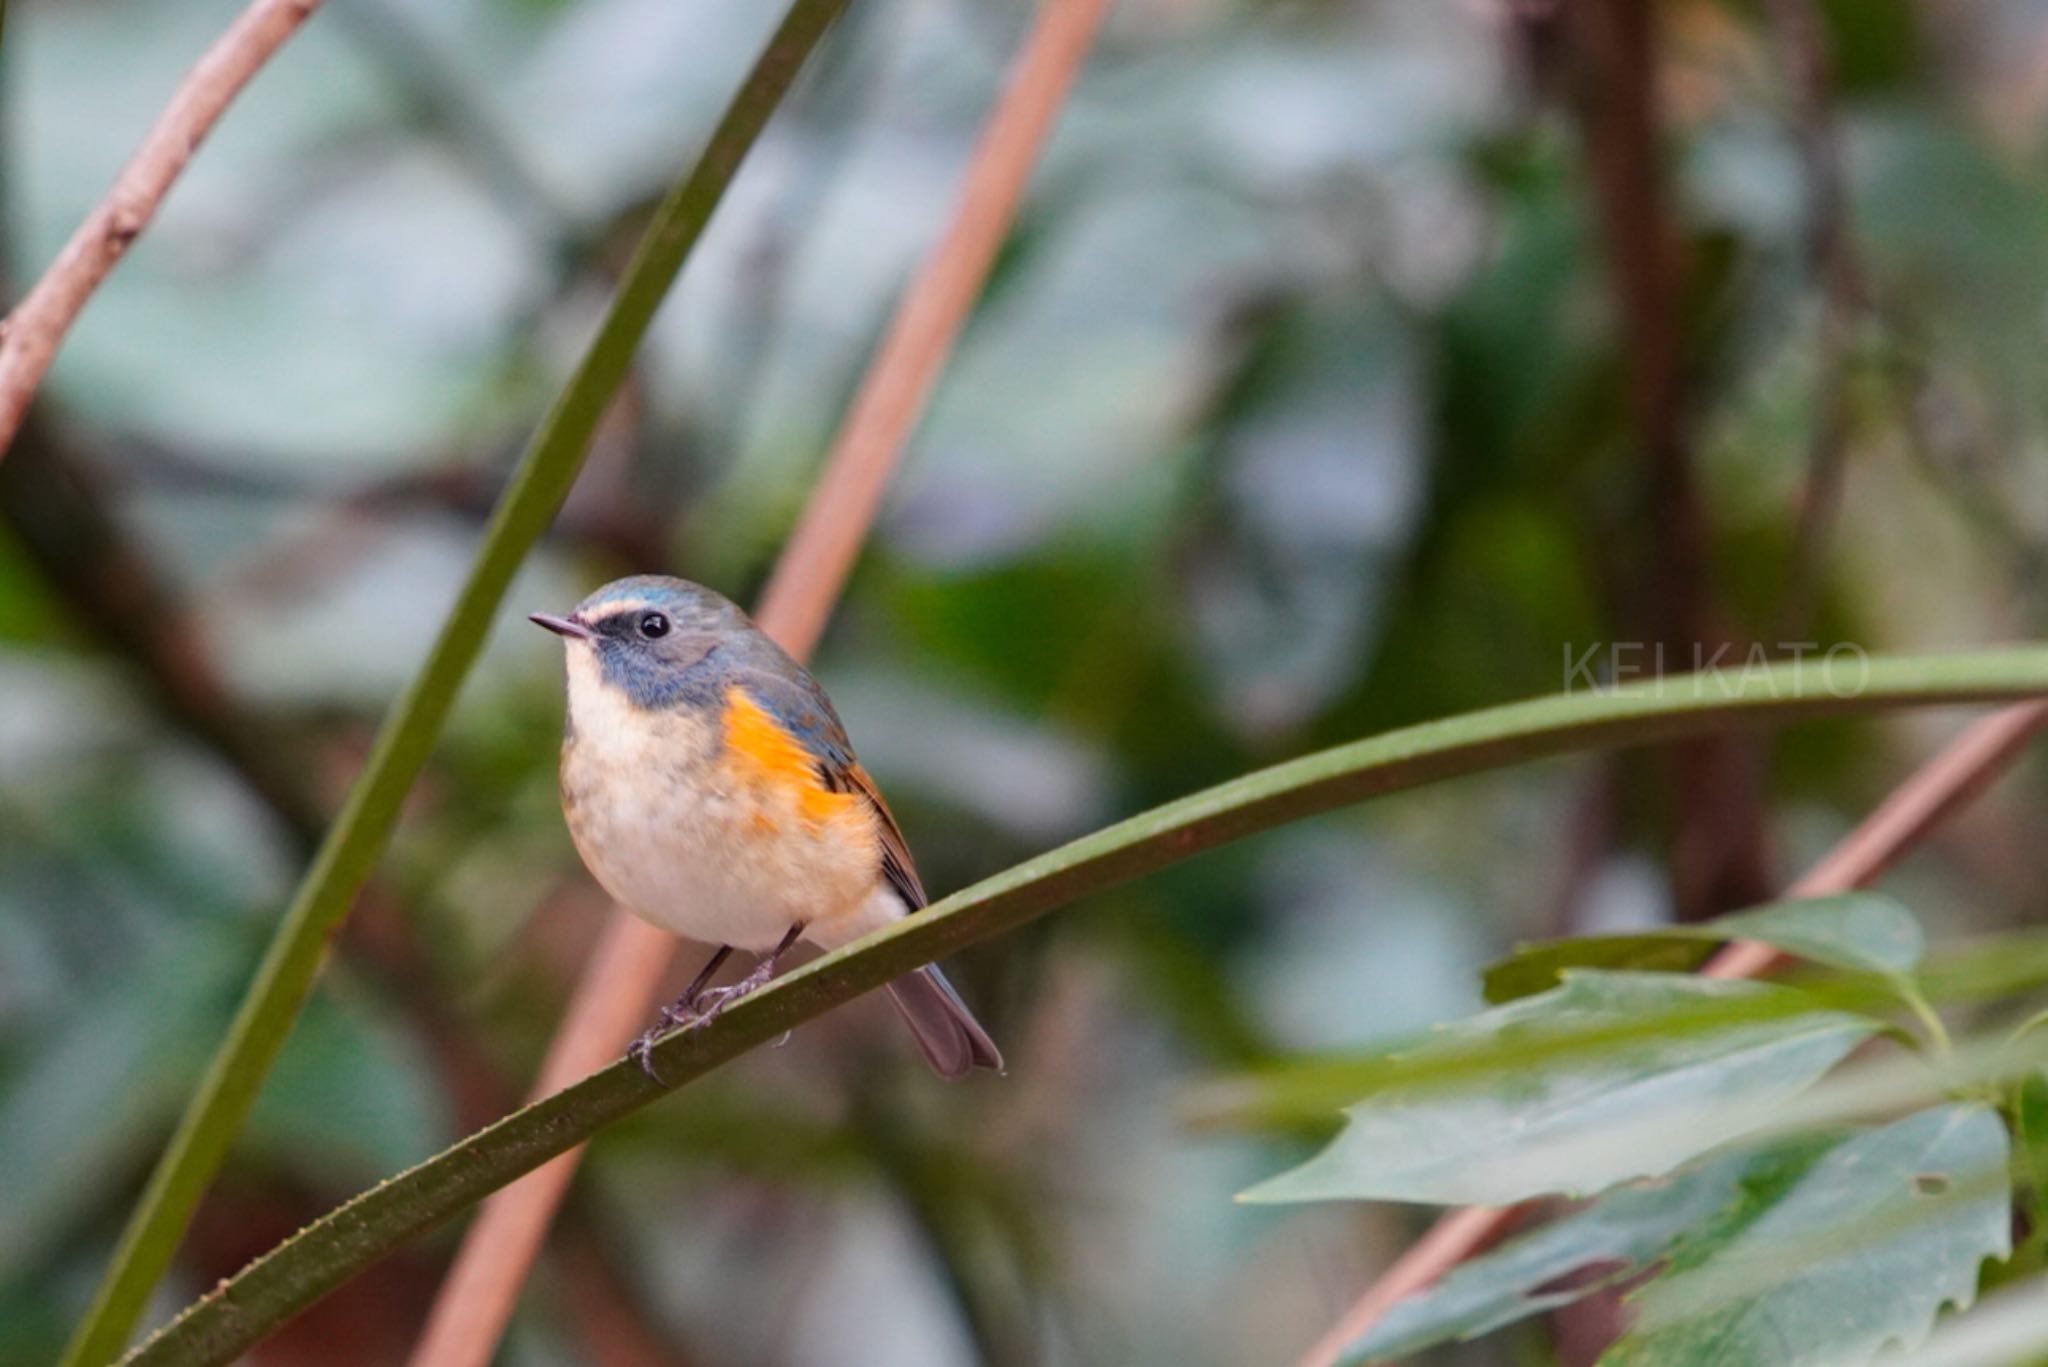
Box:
[732,668,928,911]
[826,760,927,910]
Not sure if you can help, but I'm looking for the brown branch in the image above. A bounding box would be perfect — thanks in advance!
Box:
[1708,701,2048,974]
[0,0,324,462]
[1564,0,1774,923]
[1292,700,2048,1367]
[403,1,1116,1362]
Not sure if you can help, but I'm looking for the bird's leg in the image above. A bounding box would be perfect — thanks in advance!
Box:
[626,928,804,1081]
[679,923,804,1025]
[671,945,734,1019]
[628,944,733,1081]
[728,923,804,996]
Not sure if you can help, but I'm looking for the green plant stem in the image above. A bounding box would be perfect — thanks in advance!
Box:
[122,648,2048,1366]
[1900,981,1954,1058]
[56,4,850,1363]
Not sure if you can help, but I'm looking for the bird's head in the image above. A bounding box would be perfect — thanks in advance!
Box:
[531,575,744,711]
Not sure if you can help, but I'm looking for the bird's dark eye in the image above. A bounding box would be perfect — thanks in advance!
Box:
[638,611,670,639]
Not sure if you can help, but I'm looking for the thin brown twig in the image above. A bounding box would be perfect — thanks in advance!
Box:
[0,0,323,462]
[1708,700,2048,975]
[752,0,1109,658]
[404,1,1115,1362]
[1293,699,2048,1367]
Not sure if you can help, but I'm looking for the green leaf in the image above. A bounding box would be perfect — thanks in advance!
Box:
[1338,1146,1762,1364]
[1712,895,1926,974]
[1238,972,1878,1206]
[116,649,2048,1366]
[55,4,856,1364]
[1484,894,1925,1004]
[1602,1104,2012,1367]
[1481,936,1720,1003]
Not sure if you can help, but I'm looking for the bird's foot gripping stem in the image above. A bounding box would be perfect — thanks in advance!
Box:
[626,925,801,1082]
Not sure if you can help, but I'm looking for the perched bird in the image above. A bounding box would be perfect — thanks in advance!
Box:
[531,575,1002,1080]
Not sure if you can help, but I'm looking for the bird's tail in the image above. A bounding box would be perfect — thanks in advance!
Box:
[884,965,1003,1080]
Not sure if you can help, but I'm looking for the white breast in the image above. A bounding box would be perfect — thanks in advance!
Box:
[558,648,884,953]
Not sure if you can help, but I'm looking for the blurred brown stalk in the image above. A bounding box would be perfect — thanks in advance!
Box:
[404,0,1117,1362]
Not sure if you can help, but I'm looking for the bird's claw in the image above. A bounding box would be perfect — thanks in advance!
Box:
[626,971,778,1081]
[626,1029,666,1083]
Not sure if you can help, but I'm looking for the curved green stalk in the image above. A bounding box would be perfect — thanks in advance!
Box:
[123,648,2048,1366]
[57,4,851,1362]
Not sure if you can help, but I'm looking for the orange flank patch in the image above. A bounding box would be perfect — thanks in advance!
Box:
[722,687,857,826]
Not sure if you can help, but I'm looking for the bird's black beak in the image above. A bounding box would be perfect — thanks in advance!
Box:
[529,612,596,641]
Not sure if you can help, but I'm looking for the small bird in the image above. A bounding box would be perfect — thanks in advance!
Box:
[531,575,1002,1080]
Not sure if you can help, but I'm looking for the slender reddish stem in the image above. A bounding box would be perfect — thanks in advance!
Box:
[0,0,324,460]
[404,1,1116,1362]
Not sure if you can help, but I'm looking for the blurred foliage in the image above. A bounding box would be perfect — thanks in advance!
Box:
[1231,893,2021,1364]
[1334,1098,2012,1367]
[8,0,2048,1362]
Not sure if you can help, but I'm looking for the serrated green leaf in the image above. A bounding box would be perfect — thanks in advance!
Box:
[1239,972,1878,1207]
[1484,894,1925,1003]
[1602,1104,2011,1367]
[1338,1147,1762,1364]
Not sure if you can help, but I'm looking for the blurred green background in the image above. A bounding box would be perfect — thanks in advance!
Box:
[3,0,2047,1362]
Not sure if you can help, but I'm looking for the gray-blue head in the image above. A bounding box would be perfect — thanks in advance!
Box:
[530,575,750,710]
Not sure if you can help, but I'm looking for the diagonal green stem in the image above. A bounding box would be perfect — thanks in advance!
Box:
[122,648,2048,1366]
[57,3,851,1362]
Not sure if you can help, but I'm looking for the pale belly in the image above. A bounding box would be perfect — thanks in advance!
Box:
[560,729,884,953]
